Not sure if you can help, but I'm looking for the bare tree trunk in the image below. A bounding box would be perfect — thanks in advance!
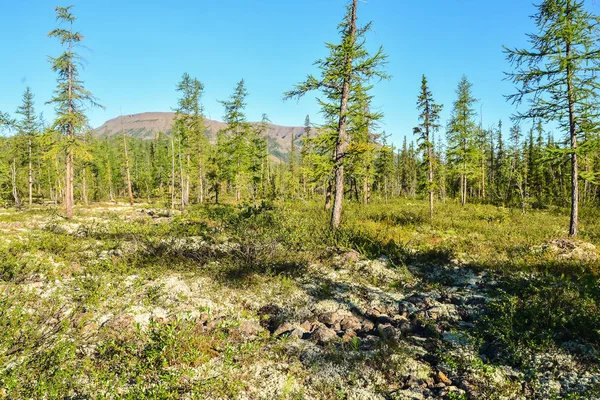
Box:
[11,159,20,210]
[123,132,134,206]
[82,167,88,206]
[171,137,176,212]
[185,153,190,205]
[178,139,185,212]
[65,149,73,218]
[428,138,434,219]
[28,137,33,206]
[567,42,579,237]
[330,0,357,230]
[325,177,332,210]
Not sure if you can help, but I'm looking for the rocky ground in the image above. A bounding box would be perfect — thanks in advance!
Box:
[1,204,600,399]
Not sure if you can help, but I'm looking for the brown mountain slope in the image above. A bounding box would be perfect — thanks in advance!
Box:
[93,112,308,156]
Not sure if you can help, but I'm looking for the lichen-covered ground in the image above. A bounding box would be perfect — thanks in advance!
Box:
[1,201,600,399]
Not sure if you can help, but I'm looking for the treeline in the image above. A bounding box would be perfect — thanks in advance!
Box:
[1,1,600,237]
[1,74,599,211]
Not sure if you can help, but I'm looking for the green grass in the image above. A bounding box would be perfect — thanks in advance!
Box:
[0,198,599,398]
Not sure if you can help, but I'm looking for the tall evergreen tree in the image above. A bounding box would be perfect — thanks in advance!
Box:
[220,79,250,202]
[446,76,478,206]
[48,5,102,219]
[414,75,443,219]
[15,87,39,207]
[285,0,388,229]
[505,0,600,236]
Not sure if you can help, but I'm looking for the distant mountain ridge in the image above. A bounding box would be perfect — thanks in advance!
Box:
[93,112,308,157]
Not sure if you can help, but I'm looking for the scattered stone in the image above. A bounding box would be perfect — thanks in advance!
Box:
[342,329,357,343]
[311,325,338,344]
[399,301,419,316]
[319,311,343,326]
[238,320,264,339]
[340,315,362,331]
[377,323,397,340]
[273,322,295,337]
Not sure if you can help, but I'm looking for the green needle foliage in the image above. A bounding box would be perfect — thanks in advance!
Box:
[284,0,388,230]
[414,75,443,219]
[505,0,600,236]
[47,5,103,219]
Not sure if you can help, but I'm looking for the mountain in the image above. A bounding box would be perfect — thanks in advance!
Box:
[93,112,308,158]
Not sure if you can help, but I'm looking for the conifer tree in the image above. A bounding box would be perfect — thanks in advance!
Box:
[285,0,388,229]
[48,5,102,219]
[15,87,39,207]
[505,0,600,236]
[173,72,206,207]
[414,75,443,219]
[220,79,250,202]
[446,76,478,206]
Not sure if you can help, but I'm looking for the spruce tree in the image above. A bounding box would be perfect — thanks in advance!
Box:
[220,79,250,202]
[414,75,443,219]
[446,76,478,206]
[15,88,39,207]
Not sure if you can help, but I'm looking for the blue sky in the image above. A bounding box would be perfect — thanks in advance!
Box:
[0,0,565,147]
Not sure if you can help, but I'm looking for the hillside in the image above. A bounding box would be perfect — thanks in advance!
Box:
[94,112,308,157]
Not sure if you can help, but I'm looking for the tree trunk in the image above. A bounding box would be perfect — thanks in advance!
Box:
[171,137,176,212]
[567,41,578,237]
[28,137,33,206]
[65,149,73,218]
[428,135,434,219]
[178,139,185,212]
[124,133,134,206]
[82,167,88,206]
[325,177,332,210]
[330,0,357,230]
[11,159,20,210]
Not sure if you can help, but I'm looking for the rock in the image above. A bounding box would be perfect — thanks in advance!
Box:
[361,319,375,333]
[342,329,358,343]
[399,301,420,316]
[301,320,317,332]
[273,322,295,337]
[377,323,397,340]
[340,315,362,331]
[341,250,361,263]
[311,325,338,344]
[238,320,264,339]
[394,316,413,334]
[426,304,461,322]
[436,371,452,385]
[289,327,308,340]
[319,311,343,326]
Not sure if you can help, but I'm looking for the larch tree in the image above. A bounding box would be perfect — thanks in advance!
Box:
[48,5,102,219]
[505,0,600,236]
[285,0,388,229]
[414,75,443,219]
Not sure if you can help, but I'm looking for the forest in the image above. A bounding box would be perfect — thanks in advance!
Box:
[1,1,600,399]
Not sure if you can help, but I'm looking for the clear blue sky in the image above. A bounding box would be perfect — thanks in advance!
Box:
[0,0,580,148]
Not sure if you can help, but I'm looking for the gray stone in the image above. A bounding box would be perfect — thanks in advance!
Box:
[312,325,338,344]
